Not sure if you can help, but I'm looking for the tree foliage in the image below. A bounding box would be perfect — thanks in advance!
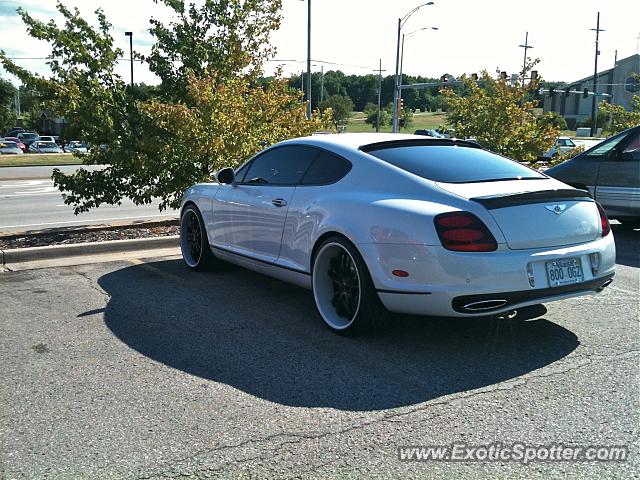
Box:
[600,84,640,135]
[441,63,558,161]
[0,77,17,133]
[0,0,334,213]
[319,94,353,126]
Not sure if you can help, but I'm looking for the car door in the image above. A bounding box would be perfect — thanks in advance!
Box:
[210,161,254,252]
[595,128,640,218]
[547,130,630,195]
[242,145,319,263]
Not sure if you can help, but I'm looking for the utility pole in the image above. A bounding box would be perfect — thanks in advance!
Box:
[590,12,604,137]
[375,59,386,133]
[518,32,534,87]
[301,70,304,105]
[320,65,324,104]
[306,0,312,119]
[124,31,133,87]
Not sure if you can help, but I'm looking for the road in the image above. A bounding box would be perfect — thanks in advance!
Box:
[0,225,637,479]
[0,172,177,234]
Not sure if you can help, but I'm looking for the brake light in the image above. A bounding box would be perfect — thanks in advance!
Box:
[596,202,610,237]
[434,212,498,252]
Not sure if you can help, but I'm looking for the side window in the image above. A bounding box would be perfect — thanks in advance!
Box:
[621,132,640,161]
[243,146,318,185]
[586,130,629,157]
[300,150,352,185]
[234,161,251,183]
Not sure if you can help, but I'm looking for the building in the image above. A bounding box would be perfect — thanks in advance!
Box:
[543,53,639,130]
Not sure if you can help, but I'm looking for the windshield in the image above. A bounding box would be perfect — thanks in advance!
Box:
[1,142,17,147]
[21,133,38,140]
[365,145,545,183]
[37,142,57,147]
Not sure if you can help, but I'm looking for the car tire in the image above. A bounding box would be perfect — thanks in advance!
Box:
[312,236,390,334]
[180,204,219,271]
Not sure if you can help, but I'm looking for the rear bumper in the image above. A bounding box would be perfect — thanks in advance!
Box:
[451,273,613,314]
[359,233,616,317]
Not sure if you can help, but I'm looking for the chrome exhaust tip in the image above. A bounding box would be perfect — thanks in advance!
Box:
[462,299,508,311]
[596,278,613,292]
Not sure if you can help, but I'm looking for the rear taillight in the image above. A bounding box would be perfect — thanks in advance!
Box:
[596,202,610,237]
[434,212,498,252]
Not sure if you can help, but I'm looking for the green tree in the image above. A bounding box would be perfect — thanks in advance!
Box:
[441,63,557,161]
[538,111,567,131]
[0,77,17,134]
[600,87,640,135]
[0,0,333,213]
[319,94,353,126]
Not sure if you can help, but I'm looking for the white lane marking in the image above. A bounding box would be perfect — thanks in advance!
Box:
[0,180,52,188]
[0,214,177,229]
[0,192,61,198]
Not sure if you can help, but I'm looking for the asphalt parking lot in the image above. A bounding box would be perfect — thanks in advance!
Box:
[1,226,638,479]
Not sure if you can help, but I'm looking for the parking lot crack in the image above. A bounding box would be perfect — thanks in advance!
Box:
[68,266,110,301]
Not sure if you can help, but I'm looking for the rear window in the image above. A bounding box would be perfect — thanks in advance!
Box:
[365,145,545,183]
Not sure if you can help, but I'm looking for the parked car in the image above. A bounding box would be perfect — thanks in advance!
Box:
[28,141,63,154]
[0,140,23,155]
[544,137,578,158]
[545,125,640,228]
[64,141,89,154]
[37,135,56,143]
[17,132,39,149]
[179,133,615,334]
[2,136,27,152]
[414,129,444,138]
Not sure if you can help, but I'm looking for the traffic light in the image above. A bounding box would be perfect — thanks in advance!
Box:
[397,97,404,120]
[583,88,589,98]
[500,71,508,80]
[530,70,538,82]
[549,87,555,97]
[471,73,478,81]
[399,118,406,128]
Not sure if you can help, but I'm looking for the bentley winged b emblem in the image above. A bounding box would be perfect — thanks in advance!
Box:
[545,204,567,215]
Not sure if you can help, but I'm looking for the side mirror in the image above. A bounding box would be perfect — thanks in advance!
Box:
[216,167,235,184]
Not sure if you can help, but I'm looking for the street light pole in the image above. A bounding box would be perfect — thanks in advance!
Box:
[392,18,402,133]
[398,26,438,124]
[392,2,434,133]
[590,12,604,137]
[124,31,133,87]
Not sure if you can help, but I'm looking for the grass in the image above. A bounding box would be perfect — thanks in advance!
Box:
[345,111,448,133]
[0,153,83,167]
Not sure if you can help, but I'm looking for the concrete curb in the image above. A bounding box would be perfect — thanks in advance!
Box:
[1,235,179,266]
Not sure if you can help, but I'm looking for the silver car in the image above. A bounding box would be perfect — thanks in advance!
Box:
[0,140,23,155]
[180,134,615,334]
[28,141,63,154]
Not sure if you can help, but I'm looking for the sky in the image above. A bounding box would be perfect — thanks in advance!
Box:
[0,0,638,87]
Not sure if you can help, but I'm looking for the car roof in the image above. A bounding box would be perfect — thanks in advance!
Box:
[280,133,463,151]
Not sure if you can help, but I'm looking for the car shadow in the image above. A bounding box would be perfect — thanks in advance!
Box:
[612,224,639,268]
[99,259,579,412]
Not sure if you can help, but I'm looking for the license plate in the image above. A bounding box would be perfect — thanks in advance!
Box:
[546,257,584,287]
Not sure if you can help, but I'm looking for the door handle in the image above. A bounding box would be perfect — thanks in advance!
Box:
[271,198,287,207]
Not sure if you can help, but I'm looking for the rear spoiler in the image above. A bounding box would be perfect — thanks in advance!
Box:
[472,189,593,210]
